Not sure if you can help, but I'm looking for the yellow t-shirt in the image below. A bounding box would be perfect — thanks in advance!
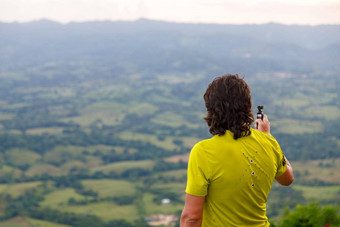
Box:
[185,128,287,227]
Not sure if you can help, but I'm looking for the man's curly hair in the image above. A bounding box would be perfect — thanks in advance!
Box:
[204,74,254,140]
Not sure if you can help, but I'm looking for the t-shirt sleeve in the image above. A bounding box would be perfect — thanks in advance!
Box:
[185,143,210,197]
[273,138,287,178]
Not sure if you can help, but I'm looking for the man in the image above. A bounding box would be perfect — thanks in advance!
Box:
[180,74,294,227]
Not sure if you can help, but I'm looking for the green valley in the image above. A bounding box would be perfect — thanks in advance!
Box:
[0,20,339,226]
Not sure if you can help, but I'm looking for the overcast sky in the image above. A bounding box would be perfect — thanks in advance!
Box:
[1,0,339,25]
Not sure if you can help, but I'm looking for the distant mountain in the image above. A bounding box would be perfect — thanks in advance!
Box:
[0,19,339,76]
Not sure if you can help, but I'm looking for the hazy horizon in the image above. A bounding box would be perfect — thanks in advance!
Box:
[2,17,340,27]
[1,0,339,26]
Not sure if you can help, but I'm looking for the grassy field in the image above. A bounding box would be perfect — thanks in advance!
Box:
[0,165,22,178]
[42,145,89,165]
[304,105,340,120]
[5,148,41,167]
[62,160,87,168]
[61,101,129,126]
[151,111,199,129]
[291,158,340,184]
[82,179,136,198]
[25,164,62,177]
[82,156,103,168]
[40,188,87,208]
[26,127,65,135]
[0,112,14,121]
[0,181,42,198]
[129,102,159,116]
[271,119,323,134]
[275,98,310,108]
[82,85,127,100]
[60,202,139,222]
[90,160,155,174]
[37,180,147,223]
[292,185,340,201]
[119,131,180,150]
[26,217,71,227]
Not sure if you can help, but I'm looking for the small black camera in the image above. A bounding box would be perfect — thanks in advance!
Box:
[257,105,264,120]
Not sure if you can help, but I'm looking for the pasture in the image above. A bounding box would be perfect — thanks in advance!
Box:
[82,179,136,198]
[60,202,139,222]
[0,181,42,198]
[90,160,155,174]
[40,188,87,208]
[292,185,340,202]
[26,164,62,177]
[4,148,41,167]
[292,158,340,184]
[119,131,180,151]
[271,119,323,134]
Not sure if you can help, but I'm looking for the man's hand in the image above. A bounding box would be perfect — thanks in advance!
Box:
[255,114,270,133]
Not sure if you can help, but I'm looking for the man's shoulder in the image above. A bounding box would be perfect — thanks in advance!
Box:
[250,129,282,153]
[195,134,229,146]
[190,136,221,153]
[250,128,277,141]
[192,137,213,150]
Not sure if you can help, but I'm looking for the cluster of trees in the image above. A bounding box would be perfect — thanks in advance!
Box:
[1,189,44,220]
[275,203,340,227]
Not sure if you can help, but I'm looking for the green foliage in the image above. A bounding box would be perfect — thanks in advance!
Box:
[3,188,45,219]
[278,202,340,227]
[113,195,136,205]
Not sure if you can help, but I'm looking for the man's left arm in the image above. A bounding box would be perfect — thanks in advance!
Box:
[180,193,205,227]
[276,156,294,186]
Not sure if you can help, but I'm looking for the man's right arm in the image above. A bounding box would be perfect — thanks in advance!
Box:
[275,157,294,186]
[255,114,294,186]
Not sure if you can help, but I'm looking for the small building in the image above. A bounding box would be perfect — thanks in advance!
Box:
[161,198,171,204]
